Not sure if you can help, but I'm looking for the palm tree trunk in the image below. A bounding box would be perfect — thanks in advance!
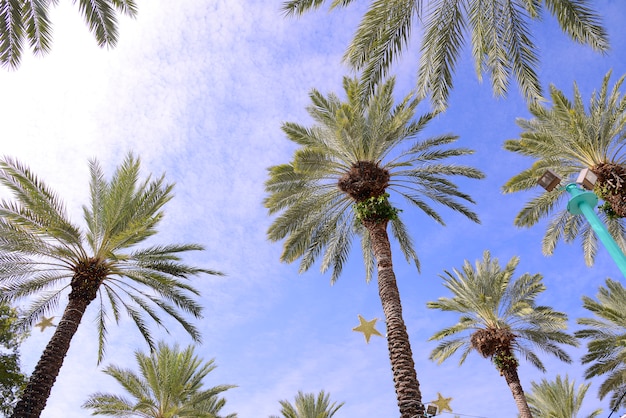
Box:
[501,366,533,418]
[364,219,424,418]
[11,288,96,418]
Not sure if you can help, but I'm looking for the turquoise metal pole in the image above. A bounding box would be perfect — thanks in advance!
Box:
[565,183,626,278]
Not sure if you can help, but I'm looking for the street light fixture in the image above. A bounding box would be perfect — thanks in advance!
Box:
[537,169,561,192]
[537,170,626,278]
[576,168,597,190]
[425,405,438,416]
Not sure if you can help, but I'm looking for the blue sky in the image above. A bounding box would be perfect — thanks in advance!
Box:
[1,1,626,417]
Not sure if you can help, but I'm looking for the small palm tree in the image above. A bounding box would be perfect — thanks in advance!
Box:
[82,341,237,418]
[282,0,608,110]
[427,250,578,418]
[526,374,602,418]
[265,75,483,418]
[503,71,626,266]
[0,154,220,418]
[576,278,626,412]
[269,390,343,418]
[1,0,138,68]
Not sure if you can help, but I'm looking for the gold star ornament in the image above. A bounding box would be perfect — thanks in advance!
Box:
[352,314,383,343]
[430,392,453,414]
[34,316,56,332]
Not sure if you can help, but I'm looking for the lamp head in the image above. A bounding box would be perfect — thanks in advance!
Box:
[538,170,562,192]
[426,405,438,416]
[577,168,597,190]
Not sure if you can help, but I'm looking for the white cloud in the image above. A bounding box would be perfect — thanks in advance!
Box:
[2,0,625,417]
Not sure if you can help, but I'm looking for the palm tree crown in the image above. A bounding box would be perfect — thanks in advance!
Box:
[427,250,578,418]
[0,0,138,68]
[269,390,343,418]
[503,71,626,267]
[282,0,608,110]
[526,374,602,418]
[266,75,483,418]
[576,278,626,412]
[0,154,219,418]
[266,76,483,281]
[83,341,237,418]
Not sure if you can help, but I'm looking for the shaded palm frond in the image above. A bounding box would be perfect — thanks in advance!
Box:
[428,251,576,372]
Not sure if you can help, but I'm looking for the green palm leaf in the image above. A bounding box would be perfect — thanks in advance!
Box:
[282,0,608,110]
[576,279,626,411]
[3,154,220,417]
[1,0,138,68]
[428,251,577,417]
[504,71,626,265]
[266,75,482,418]
[83,342,237,418]
[270,390,344,418]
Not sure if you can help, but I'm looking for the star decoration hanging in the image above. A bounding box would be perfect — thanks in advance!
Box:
[430,392,453,413]
[352,315,383,343]
[34,316,56,332]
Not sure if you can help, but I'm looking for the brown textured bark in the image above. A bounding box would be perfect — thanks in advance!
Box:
[11,260,104,418]
[364,218,423,418]
[501,363,533,418]
[339,161,390,201]
[592,163,626,218]
[470,329,531,417]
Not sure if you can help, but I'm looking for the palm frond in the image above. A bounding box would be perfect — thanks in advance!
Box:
[22,0,53,55]
[77,0,118,47]
[0,0,24,68]
[418,0,465,111]
[428,251,575,373]
[267,74,480,287]
[544,0,609,52]
[389,215,419,271]
[347,0,419,98]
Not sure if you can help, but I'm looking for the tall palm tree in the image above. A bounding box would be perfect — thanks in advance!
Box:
[265,76,484,418]
[282,0,608,110]
[269,390,343,418]
[427,250,578,418]
[526,374,602,418]
[0,154,220,418]
[82,341,237,418]
[503,71,626,267]
[576,278,626,412]
[0,0,138,68]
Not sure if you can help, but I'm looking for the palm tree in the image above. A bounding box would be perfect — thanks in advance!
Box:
[427,250,578,418]
[526,374,602,418]
[282,0,608,110]
[0,0,138,69]
[503,71,626,267]
[265,75,484,418]
[576,278,626,412]
[82,341,236,418]
[0,154,220,418]
[269,390,343,418]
